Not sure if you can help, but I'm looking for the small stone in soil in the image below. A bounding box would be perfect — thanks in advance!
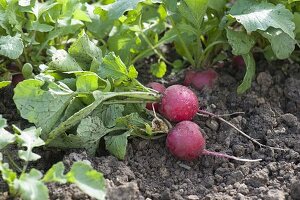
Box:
[265,189,285,200]
[291,181,300,200]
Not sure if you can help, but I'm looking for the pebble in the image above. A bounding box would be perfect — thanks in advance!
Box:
[237,183,249,194]
[161,189,171,200]
[246,168,269,187]
[187,195,199,200]
[265,189,285,200]
[281,113,299,127]
[178,163,191,170]
[205,119,219,131]
[291,181,300,200]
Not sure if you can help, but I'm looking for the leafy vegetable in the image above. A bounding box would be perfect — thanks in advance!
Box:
[0,115,106,200]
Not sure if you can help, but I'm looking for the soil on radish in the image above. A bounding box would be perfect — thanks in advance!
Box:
[0,59,300,199]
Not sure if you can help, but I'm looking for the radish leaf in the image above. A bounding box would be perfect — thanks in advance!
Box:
[105,131,130,160]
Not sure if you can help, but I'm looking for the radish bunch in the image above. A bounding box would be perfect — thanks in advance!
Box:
[146,82,261,162]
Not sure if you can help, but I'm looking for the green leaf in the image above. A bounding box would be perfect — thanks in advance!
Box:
[46,91,117,144]
[104,131,130,160]
[0,131,15,150]
[13,79,75,134]
[76,73,99,92]
[49,49,83,72]
[14,169,49,200]
[69,30,102,70]
[0,81,11,89]
[14,126,45,161]
[260,28,296,59]
[75,116,108,155]
[98,52,138,82]
[178,0,208,29]
[116,112,150,130]
[0,115,15,150]
[27,21,54,32]
[43,162,67,183]
[229,0,295,38]
[100,0,145,20]
[0,163,17,186]
[46,18,83,41]
[226,29,255,55]
[101,104,124,128]
[73,9,91,22]
[150,61,167,78]
[0,115,7,129]
[237,53,255,94]
[0,35,24,59]
[66,161,106,200]
[294,12,300,38]
[208,0,226,12]
[28,1,59,20]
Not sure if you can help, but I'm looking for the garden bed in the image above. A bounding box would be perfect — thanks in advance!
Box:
[1,60,299,200]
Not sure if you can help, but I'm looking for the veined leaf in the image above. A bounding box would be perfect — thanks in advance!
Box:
[69,30,102,70]
[43,162,67,183]
[49,49,83,72]
[105,131,130,160]
[0,81,11,89]
[98,52,138,82]
[150,61,167,78]
[178,0,209,29]
[0,35,24,59]
[226,29,255,55]
[14,169,49,200]
[13,79,75,135]
[0,115,15,150]
[66,162,106,200]
[229,0,295,38]
[100,0,145,20]
[14,126,45,162]
[75,116,108,155]
[260,28,296,59]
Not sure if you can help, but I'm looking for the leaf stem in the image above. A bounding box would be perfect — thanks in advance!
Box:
[168,16,195,66]
[6,153,22,173]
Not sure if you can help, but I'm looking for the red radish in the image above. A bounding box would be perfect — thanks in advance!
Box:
[166,121,262,162]
[12,74,24,87]
[183,69,218,90]
[159,85,199,122]
[146,82,166,111]
[232,55,245,69]
[183,70,196,86]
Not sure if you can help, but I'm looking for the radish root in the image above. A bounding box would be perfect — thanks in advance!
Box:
[202,149,262,162]
[197,110,289,151]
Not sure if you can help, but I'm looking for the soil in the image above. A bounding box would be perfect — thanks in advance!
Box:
[1,59,300,200]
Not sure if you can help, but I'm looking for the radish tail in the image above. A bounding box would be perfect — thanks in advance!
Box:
[202,149,262,162]
[197,110,288,151]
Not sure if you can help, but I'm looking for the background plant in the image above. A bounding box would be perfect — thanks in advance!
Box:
[0,115,106,200]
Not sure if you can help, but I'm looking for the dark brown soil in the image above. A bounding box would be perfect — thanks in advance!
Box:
[1,60,300,200]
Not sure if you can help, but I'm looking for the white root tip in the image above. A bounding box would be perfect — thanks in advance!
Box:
[202,149,262,162]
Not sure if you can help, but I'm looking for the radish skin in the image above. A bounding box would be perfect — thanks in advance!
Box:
[159,85,199,122]
[166,121,262,162]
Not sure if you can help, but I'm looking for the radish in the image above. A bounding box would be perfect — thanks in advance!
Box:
[183,70,196,86]
[159,85,198,122]
[12,74,24,87]
[166,121,262,162]
[183,69,218,90]
[146,82,166,111]
[232,55,245,69]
